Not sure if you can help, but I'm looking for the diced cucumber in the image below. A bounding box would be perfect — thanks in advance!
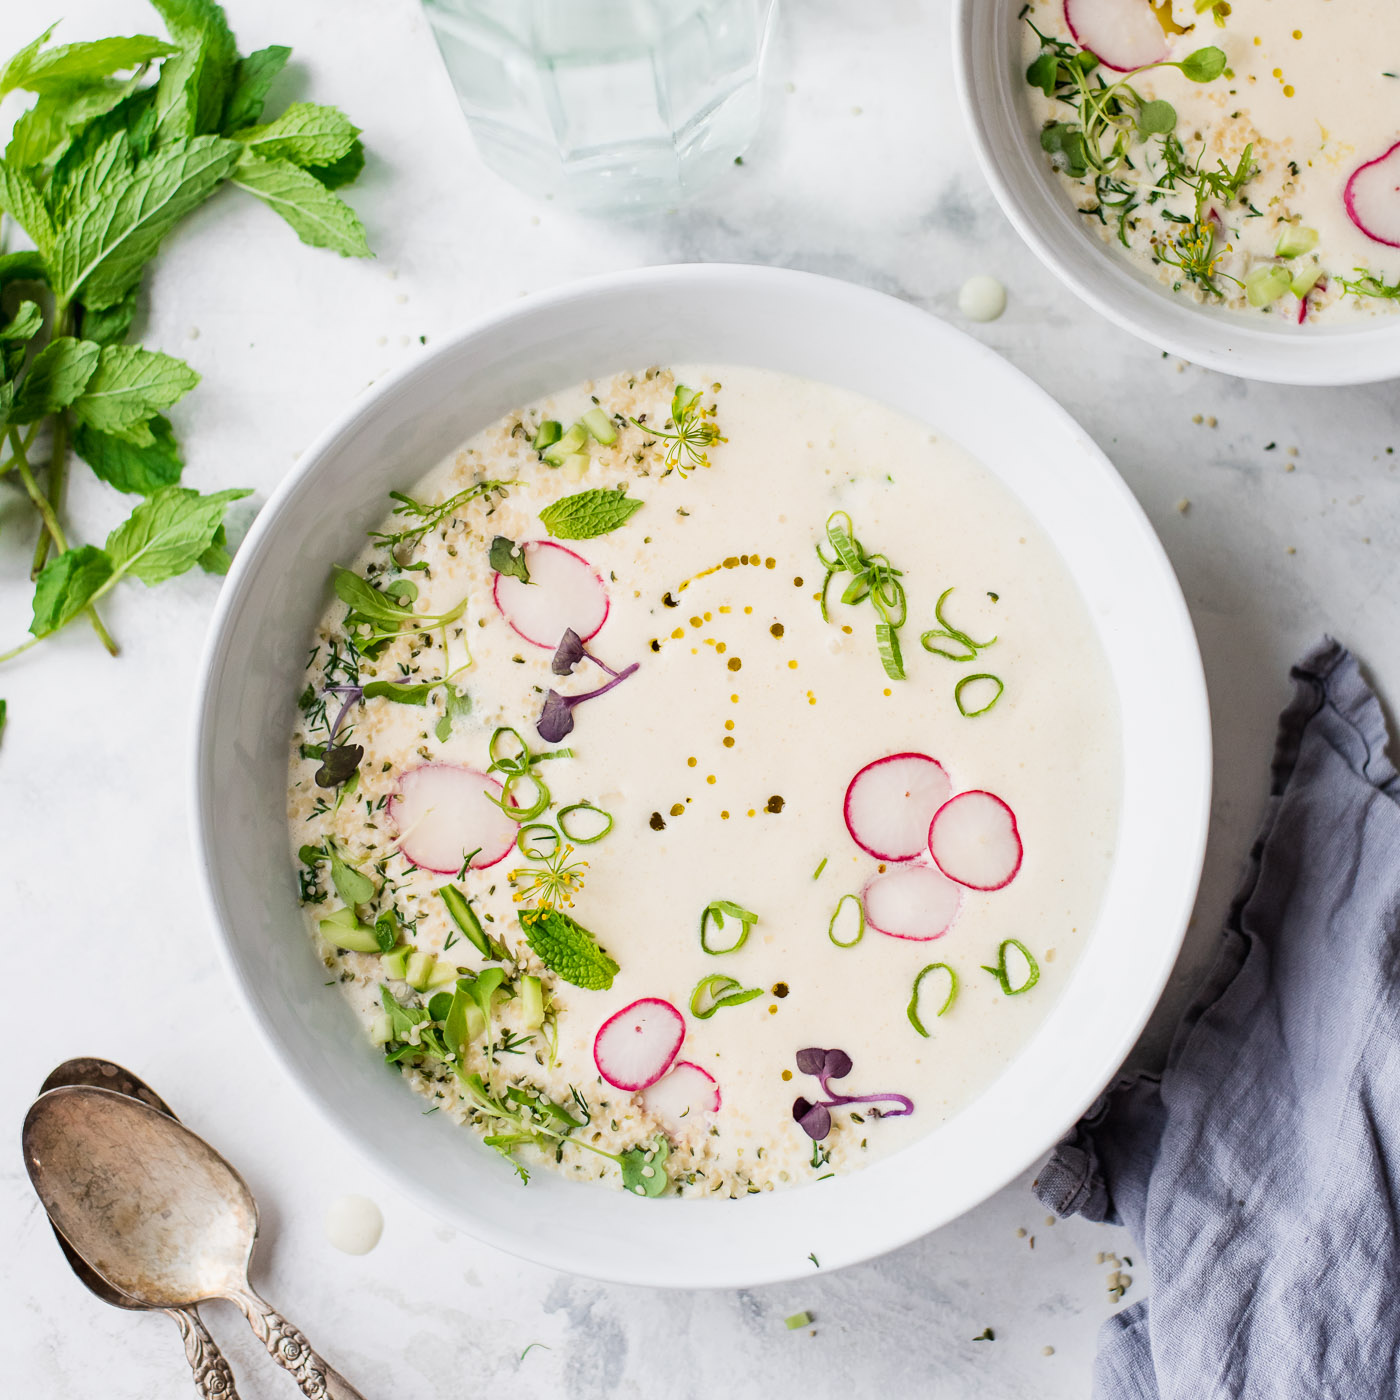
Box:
[559,452,591,477]
[319,907,380,953]
[445,980,487,1057]
[1244,263,1292,308]
[406,949,437,992]
[1290,261,1324,298]
[381,945,413,980]
[579,407,618,445]
[541,423,589,466]
[1275,226,1318,259]
[369,1012,393,1044]
[424,958,459,990]
[520,974,545,1030]
[532,419,562,453]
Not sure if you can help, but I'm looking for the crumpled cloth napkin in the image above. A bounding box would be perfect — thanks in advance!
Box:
[1035,638,1400,1400]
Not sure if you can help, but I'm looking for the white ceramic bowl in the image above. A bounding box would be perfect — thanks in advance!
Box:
[954,0,1400,385]
[192,264,1210,1287]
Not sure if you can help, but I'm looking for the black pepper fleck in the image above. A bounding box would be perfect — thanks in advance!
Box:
[766,795,785,813]
[649,812,666,830]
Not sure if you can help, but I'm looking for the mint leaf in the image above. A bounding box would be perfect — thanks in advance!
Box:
[29,545,113,637]
[0,249,47,291]
[230,151,371,256]
[50,134,240,308]
[1,302,43,342]
[151,0,239,141]
[518,908,619,991]
[489,535,530,583]
[539,486,643,540]
[80,287,139,347]
[0,26,57,102]
[104,484,250,585]
[222,44,291,132]
[0,161,56,254]
[311,138,365,190]
[0,35,175,99]
[50,131,134,228]
[5,78,140,168]
[233,102,359,167]
[71,344,200,444]
[73,415,184,494]
[198,522,231,574]
[10,337,101,422]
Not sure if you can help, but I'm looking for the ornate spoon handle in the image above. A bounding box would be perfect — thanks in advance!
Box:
[168,1306,240,1398]
[229,1289,366,1400]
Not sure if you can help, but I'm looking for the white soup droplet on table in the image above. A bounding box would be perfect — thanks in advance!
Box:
[325,1194,384,1255]
[958,275,1007,322]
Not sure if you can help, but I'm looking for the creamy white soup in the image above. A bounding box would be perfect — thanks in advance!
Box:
[286,366,1121,1198]
[1021,0,1400,319]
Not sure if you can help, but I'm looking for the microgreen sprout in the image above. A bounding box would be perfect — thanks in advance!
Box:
[790,1047,913,1142]
[815,511,908,681]
[369,480,509,555]
[629,384,726,477]
[537,628,640,743]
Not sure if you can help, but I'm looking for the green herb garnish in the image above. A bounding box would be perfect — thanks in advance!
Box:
[0,5,370,674]
[515,823,561,861]
[699,899,759,955]
[438,885,509,961]
[827,893,865,948]
[981,939,1040,996]
[489,534,530,583]
[517,906,619,990]
[815,510,908,681]
[812,856,827,880]
[920,587,997,661]
[1339,270,1400,301]
[690,973,765,1019]
[508,842,588,910]
[785,1312,813,1330]
[954,672,1004,717]
[484,725,571,821]
[539,485,643,540]
[629,383,725,478]
[907,962,958,1035]
[370,480,508,554]
[332,566,469,659]
[557,801,614,844]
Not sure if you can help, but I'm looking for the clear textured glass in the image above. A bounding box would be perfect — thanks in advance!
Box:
[422,0,779,213]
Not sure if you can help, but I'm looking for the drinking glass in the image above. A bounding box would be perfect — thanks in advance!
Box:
[422,0,780,213]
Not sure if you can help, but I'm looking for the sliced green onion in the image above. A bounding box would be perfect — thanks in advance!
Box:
[519,974,546,1030]
[690,973,765,1019]
[980,938,1040,996]
[541,422,588,466]
[558,801,614,844]
[318,906,380,953]
[516,823,560,861]
[824,511,863,574]
[875,621,904,681]
[438,885,494,959]
[579,407,618,445]
[827,893,865,948]
[1244,263,1292,308]
[700,899,759,955]
[955,672,1004,717]
[785,1312,813,1330]
[907,962,958,1035]
[1274,225,1318,259]
[813,857,828,880]
[532,419,562,453]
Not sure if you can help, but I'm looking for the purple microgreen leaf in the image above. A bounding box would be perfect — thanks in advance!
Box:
[551,628,585,676]
[792,1099,832,1140]
[323,684,362,741]
[822,1048,853,1083]
[315,743,363,788]
[536,691,575,743]
[795,1047,828,1077]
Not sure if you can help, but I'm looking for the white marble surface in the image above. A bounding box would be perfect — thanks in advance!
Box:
[4,1,1396,1394]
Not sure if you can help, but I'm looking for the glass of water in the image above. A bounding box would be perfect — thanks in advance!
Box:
[422,0,779,214]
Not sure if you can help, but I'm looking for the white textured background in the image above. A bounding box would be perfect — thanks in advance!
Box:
[4,1,1396,1395]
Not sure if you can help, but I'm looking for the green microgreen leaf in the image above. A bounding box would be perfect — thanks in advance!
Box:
[1176,46,1227,83]
[619,1137,671,1197]
[489,534,530,583]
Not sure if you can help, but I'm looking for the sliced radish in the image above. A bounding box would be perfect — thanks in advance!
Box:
[387,764,517,873]
[928,790,1024,891]
[844,753,952,861]
[862,864,963,941]
[1063,0,1167,72]
[492,541,609,649]
[593,998,685,1092]
[640,1061,721,1130]
[1345,142,1400,248]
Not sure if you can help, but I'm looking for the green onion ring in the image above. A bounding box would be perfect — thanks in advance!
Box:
[689,973,765,1020]
[907,962,958,1036]
[980,939,1040,996]
[558,802,614,844]
[828,892,865,948]
[700,899,759,955]
[955,672,1004,717]
[934,586,996,650]
[516,823,559,861]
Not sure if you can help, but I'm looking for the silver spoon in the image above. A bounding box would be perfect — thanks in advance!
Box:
[35,1059,240,1399]
[23,1084,366,1400]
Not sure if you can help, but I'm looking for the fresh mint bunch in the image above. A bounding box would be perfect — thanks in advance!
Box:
[0,0,372,669]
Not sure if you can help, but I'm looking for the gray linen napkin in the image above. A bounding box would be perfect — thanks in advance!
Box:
[1035,638,1400,1399]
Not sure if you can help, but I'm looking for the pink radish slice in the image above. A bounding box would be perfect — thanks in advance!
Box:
[1063,0,1168,71]
[640,1061,721,1129]
[844,753,952,861]
[387,765,517,873]
[928,790,1024,891]
[862,864,963,941]
[594,998,686,1092]
[492,541,609,649]
[1346,142,1400,247]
